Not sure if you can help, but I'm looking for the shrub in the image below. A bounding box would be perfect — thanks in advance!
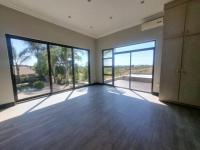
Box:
[55,74,64,85]
[19,76,28,83]
[55,66,65,76]
[33,81,44,89]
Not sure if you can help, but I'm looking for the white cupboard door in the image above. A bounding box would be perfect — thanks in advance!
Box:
[179,35,200,106]
[160,38,183,102]
[164,4,186,39]
[185,0,200,35]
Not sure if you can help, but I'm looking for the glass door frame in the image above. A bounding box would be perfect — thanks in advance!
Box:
[130,48,155,93]
[102,41,156,93]
[73,48,90,88]
[6,34,91,103]
[113,51,131,89]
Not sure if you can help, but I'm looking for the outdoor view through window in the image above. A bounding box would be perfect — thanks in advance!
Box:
[11,39,50,100]
[103,41,155,92]
[9,36,89,101]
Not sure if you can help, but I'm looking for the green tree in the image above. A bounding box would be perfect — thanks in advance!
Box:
[34,53,49,78]
[19,42,86,85]
[50,46,82,85]
[12,46,31,82]
[50,46,73,85]
[21,41,48,79]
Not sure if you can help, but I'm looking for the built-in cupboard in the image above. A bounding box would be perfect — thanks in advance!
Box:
[160,0,200,107]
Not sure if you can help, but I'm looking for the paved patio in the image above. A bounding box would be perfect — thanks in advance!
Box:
[104,74,152,92]
[114,80,152,92]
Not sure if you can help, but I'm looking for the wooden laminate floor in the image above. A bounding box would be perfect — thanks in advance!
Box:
[0,85,200,150]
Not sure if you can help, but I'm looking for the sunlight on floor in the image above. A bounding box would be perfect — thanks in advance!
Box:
[0,88,88,122]
[107,86,166,106]
[0,86,165,123]
[69,87,88,99]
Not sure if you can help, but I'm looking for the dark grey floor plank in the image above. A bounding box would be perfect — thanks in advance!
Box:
[0,85,199,150]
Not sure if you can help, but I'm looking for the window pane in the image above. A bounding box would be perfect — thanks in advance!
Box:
[103,50,112,58]
[11,38,50,100]
[115,41,155,53]
[103,59,112,66]
[104,75,113,85]
[131,50,153,75]
[114,53,130,88]
[74,49,89,87]
[104,67,112,75]
[50,45,73,92]
[131,50,153,92]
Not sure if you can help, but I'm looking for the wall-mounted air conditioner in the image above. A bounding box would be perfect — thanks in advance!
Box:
[141,17,163,31]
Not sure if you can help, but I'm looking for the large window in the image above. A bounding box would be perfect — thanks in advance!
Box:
[102,41,155,93]
[7,35,90,102]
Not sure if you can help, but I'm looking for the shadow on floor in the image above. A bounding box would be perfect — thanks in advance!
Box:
[0,85,199,150]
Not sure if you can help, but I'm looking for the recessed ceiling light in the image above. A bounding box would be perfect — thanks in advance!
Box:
[68,16,71,19]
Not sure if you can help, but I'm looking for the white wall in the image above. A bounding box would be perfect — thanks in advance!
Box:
[0,5,96,105]
[96,25,163,93]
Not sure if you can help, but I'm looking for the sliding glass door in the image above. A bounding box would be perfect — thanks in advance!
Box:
[50,45,73,92]
[7,35,90,102]
[103,41,155,93]
[10,38,50,100]
[74,49,89,87]
[131,50,154,92]
[114,53,130,88]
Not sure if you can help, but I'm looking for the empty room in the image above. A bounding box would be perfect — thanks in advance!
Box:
[0,0,199,149]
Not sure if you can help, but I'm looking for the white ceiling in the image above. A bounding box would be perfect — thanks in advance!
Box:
[0,0,172,38]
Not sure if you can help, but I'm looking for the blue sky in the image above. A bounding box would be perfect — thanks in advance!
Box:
[114,50,153,66]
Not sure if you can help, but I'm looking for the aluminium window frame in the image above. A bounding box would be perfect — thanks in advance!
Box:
[6,34,91,103]
[102,40,156,94]
[102,48,114,86]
